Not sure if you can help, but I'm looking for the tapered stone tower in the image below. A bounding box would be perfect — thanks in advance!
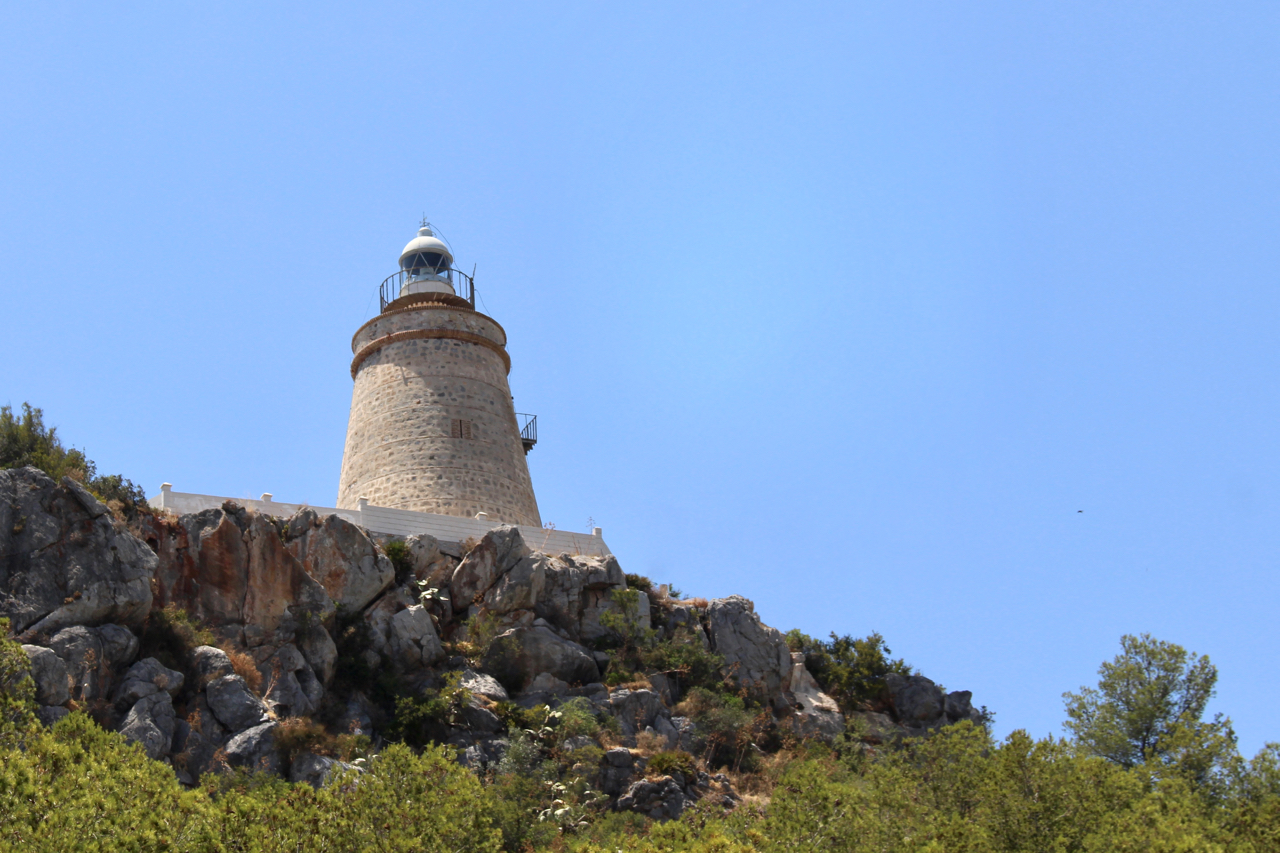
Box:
[337,223,541,526]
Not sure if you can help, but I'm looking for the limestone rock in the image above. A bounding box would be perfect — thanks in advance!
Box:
[113,658,184,711]
[21,644,69,706]
[96,624,139,667]
[224,721,280,773]
[259,644,323,718]
[0,467,156,636]
[142,504,333,648]
[36,705,69,727]
[616,776,686,821]
[605,688,665,738]
[191,645,235,687]
[297,625,338,686]
[704,596,791,700]
[449,526,531,610]
[783,652,845,741]
[290,752,357,788]
[389,605,444,669]
[119,691,177,760]
[600,747,637,795]
[458,669,509,702]
[886,673,945,726]
[945,689,974,721]
[285,509,394,612]
[482,553,545,615]
[206,674,270,732]
[480,625,599,691]
[49,626,107,702]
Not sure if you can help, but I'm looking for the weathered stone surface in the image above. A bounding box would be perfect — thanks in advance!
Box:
[389,605,444,669]
[120,691,177,760]
[285,509,394,611]
[704,596,791,700]
[534,554,630,641]
[206,674,269,732]
[36,705,69,727]
[49,625,107,702]
[290,752,357,788]
[297,625,338,686]
[616,776,686,821]
[605,688,666,738]
[449,526,531,610]
[600,747,637,795]
[783,652,845,741]
[460,698,503,734]
[0,468,156,636]
[945,689,974,721]
[191,645,235,687]
[665,604,709,649]
[482,554,545,614]
[224,721,280,773]
[96,624,139,667]
[113,658,184,711]
[363,585,416,656]
[142,504,333,648]
[886,673,945,725]
[481,626,599,691]
[260,644,323,718]
[848,711,901,744]
[22,644,69,706]
[459,669,509,702]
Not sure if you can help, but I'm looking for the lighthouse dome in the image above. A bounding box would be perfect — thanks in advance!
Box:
[399,224,453,274]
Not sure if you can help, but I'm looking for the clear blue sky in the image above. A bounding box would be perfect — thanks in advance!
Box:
[3,3,1277,755]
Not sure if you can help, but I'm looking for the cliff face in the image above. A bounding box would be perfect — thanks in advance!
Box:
[2,465,981,806]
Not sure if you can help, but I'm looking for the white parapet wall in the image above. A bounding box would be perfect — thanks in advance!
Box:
[148,484,611,558]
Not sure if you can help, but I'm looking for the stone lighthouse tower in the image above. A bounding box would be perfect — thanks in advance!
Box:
[337,223,541,526]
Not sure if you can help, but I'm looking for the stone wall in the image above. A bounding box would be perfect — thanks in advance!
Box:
[337,301,541,527]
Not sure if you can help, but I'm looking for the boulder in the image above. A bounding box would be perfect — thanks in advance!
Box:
[704,596,791,700]
[260,644,323,718]
[783,652,845,741]
[290,752,357,788]
[113,658,184,711]
[48,626,107,702]
[460,698,503,734]
[205,674,269,732]
[0,468,156,636]
[616,776,686,821]
[36,705,69,727]
[480,626,599,691]
[458,669,509,702]
[224,721,280,774]
[945,690,974,721]
[605,688,665,738]
[389,605,444,669]
[482,553,545,615]
[886,673,945,726]
[449,526,531,610]
[285,509,394,612]
[21,645,69,706]
[404,533,455,587]
[535,554,629,641]
[600,747,637,795]
[191,645,235,687]
[296,625,338,686]
[119,691,177,760]
[96,624,139,667]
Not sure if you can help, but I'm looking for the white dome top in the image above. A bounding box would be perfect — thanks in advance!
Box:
[399,225,453,266]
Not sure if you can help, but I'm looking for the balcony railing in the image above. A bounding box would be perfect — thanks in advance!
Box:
[517,413,537,454]
[379,267,476,311]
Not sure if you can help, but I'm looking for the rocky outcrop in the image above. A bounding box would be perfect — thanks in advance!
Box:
[285,509,393,612]
[0,467,156,637]
[141,502,334,649]
[481,625,599,691]
[616,776,686,821]
[783,652,845,739]
[22,644,69,706]
[704,596,792,702]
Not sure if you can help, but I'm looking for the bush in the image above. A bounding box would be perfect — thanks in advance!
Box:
[138,605,215,674]
[0,618,37,750]
[787,630,912,714]
[226,649,262,693]
[386,673,472,749]
[383,539,413,585]
[646,750,697,780]
[623,573,653,593]
[274,716,334,762]
[639,630,726,697]
[675,688,762,773]
[554,697,601,741]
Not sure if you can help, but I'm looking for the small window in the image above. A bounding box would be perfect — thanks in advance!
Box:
[451,418,474,440]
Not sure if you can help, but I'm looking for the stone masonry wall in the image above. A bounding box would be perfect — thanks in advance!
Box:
[337,303,541,527]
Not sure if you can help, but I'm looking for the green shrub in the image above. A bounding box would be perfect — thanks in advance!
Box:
[786,629,912,713]
[386,673,472,749]
[646,750,696,780]
[138,605,215,674]
[554,697,601,740]
[383,539,413,585]
[623,573,652,593]
[675,688,761,772]
[639,630,726,697]
[0,618,37,750]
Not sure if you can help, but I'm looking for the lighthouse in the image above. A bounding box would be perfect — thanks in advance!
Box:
[336,223,542,526]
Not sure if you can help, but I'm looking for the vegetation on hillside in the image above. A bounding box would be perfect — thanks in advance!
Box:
[0,402,147,519]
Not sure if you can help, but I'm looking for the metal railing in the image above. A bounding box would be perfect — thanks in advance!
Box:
[379,267,476,311]
[517,413,537,453]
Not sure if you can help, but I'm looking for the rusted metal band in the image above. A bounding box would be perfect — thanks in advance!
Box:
[351,328,511,378]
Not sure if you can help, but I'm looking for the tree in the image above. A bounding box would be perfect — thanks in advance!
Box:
[1063,634,1237,789]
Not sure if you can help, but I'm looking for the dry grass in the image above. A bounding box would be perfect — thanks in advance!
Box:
[227,649,263,693]
[634,730,666,756]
